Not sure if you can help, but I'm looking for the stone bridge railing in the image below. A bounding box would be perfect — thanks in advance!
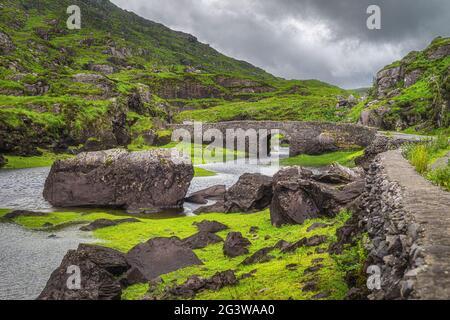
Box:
[169,121,377,156]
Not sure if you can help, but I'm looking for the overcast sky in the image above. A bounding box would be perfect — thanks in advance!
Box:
[110,0,450,88]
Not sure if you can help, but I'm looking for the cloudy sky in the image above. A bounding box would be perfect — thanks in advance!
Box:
[110,0,450,88]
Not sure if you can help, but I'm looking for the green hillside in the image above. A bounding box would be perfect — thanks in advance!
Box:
[356,36,450,135]
[0,0,355,159]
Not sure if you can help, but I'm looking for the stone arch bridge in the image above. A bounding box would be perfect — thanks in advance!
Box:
[169,121,377,156]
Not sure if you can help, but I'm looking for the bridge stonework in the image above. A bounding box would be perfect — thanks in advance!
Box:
[169,121,377,156]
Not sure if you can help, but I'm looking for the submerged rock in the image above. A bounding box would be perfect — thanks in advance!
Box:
[38,244,128,300]
[185,185,226,204]
[80,218,140,231]
[125,237,203,282]
[4,210,48,219]
[43,149,194,213]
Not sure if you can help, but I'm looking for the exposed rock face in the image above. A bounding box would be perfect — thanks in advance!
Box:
[223,232,251,258]
[43,149,194,212]
[376,66,404,98]
[313,163,364,184]
[186,185,226,204]
[225,174,273,213]
[80,218,140,231]
[24,81,50,96]
[0,31,15,55]
[38,244,128,300]
[72,73,116,98]
[270,167,364,227]
[126,237,202,282]
[359,106,391,128]
[428,43,450,60]
[404,69,423,87]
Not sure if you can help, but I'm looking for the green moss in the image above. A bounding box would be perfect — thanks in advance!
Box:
[280,150,364,168]
[194,167,217,177]
[4,150,74,169]
[3,208,353,300]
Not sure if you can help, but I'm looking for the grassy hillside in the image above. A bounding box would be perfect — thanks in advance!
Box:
[0,0,355,160]
[356,37,450,135]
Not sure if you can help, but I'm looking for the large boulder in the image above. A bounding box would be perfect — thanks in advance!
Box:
[125,237,202,282]
[270,167,364,227]
[312,163,364,184]
[194,174,273,214]
[43,149,194,212]
[38,244,128,300]
[225,174,273,213]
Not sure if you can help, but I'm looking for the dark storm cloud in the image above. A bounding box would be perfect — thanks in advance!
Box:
[110,0,450,88]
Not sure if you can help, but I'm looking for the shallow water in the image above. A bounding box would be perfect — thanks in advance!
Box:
[0,148,289,300]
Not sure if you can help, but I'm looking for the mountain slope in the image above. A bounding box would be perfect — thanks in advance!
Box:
[0,0,354,159]
[357,37,450,134]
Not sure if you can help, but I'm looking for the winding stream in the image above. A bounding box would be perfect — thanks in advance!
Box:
[0,148,289,300]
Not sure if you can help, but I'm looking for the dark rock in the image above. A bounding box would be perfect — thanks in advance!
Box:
[80,218,140,231]
[270,167,339,226]
[186,185,226,204]
[304,133,339,155]
[312,291,331,299]
[38,244,127,300]
[282,236,328,253]
[286,264,298,271]
[428,43,450,60]
[241,247,274,265]
[239,269,257,280]
[304,265,323,275]
[307,223,330,232]
[164,270,238,299]
[271,167,365,227]
[193,220,229,233]
[194,201,226,214]
[85,63,115,74]
[43,149,194,212]
[312,258,324,265]
[223,232,251,258]
[43,222,54,228]
[4,210,48,219]
[122,267,147,286]
[249,226,259,234]
[345,287,368,300]
[126,237,203,281]
[181,232,223,250]
[24,81,50,96]
[274,240,291,251]
[302,280,319,292]
[225,173,273,213]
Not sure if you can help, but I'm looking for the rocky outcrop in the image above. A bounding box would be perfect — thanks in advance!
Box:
[125,237,203,282]
[80,218,140,231]
[72,73,116,98]
[223,232,251,258]
[85,63,115,74]
[3,210,48,220]
[38,244,129,300]
[428,43,450,60]
[43,149,194,212]
[0,31,15,55]
[225,174,273,213]
[376,66,404,98]
[193,220,229,233]
[270,167,364,227]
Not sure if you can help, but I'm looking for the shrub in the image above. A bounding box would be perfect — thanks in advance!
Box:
[427,165,450,191]
[408,144,430,174]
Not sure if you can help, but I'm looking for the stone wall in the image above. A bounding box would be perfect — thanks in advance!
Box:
[360,150,450,300]
[170,121,377,156]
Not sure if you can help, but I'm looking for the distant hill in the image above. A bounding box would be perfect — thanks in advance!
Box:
[356,37,450,134]
[0,0,356,157]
